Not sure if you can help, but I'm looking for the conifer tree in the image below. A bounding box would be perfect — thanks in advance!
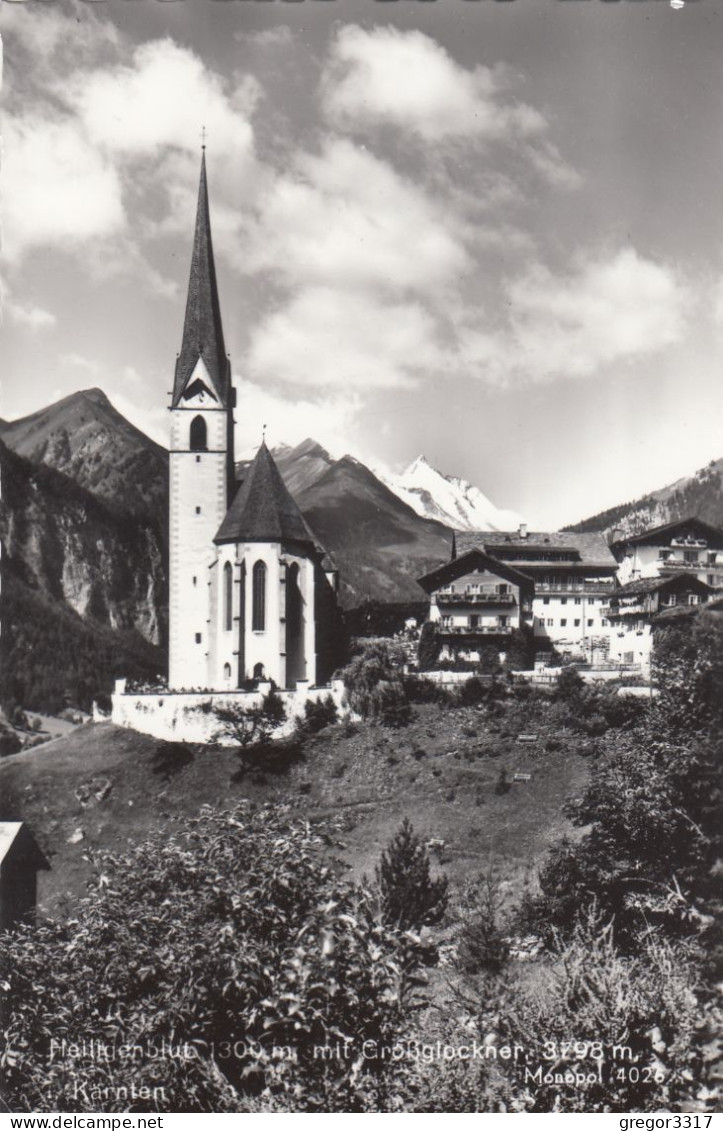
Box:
[376,818,448,931]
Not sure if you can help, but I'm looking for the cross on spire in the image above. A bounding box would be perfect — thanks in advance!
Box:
[201,124,206,151]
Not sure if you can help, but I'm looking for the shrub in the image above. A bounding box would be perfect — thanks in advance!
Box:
[476,646,502,675]
[302,695,339,734]
[480,910,709,1113]
[554,666,584,702]
[417,622,440,672]
[214,690,286,750]
[455,869,510,976]
[0,804,429,1113]
[341,641,410,726]
[376,818,449,931]
[458,676,488,707]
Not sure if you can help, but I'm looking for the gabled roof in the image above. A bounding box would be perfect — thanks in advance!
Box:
[610,574,714,601]
[611,517,723,551]
[0,823,50,871]
[417,548,535,593]
[457,530,616,568]
[215,442,321,549]
[172,153,231,408]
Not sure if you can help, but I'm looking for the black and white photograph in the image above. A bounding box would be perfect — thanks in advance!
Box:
[0,0,721,1117]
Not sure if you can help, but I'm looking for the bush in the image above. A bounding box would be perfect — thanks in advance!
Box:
[214,690,286,750]
[341,641,410,726]
[302,695,338,734]
[417,622,440,672]
[455,869,510,976]
[476,646,502,675]
[0,804,429,1113]
[479,910,709,1113]
[554,666,584,702]
[376,818,448,931]
[458,676,488,707]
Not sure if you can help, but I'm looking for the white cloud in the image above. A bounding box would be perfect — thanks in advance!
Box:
[2,115,126,263]
[66,39,259,168]
[234,380,363,459]
[322,26,546,144]
[248,287,442,391]
[456,248,688,384]
[245,138,469,294]
[4,295,56,331]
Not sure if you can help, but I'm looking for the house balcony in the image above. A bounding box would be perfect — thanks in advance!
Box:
[657,558,706,570]
[437,624,514,636]
[436,592,517,606]
[533,581,616,593]
[602,603,649,618]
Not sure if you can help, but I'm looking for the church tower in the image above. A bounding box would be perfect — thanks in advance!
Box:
[168,151,235,689]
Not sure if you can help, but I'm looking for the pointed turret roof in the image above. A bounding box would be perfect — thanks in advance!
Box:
[215,442,320,548]
[172,152,230,407]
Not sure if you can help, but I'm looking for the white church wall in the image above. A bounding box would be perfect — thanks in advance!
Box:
[110,678,350,744]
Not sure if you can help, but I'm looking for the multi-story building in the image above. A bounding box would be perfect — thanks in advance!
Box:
[610,517,723,589]
[456,527,618,662]
[416,548,534,663]
[603,573,713,673]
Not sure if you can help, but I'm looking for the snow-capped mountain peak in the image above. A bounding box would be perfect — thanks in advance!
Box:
[381,455,524,532]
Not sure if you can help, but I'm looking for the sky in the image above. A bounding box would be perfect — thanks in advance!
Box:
[1,0,722,528]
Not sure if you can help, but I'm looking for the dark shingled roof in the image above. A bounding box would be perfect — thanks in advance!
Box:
[610,517,723,551]
[172,153,230,408]
[417,548,535,593]
[611,574,713,600]
[215,443,321,548]
[457,530,616,568]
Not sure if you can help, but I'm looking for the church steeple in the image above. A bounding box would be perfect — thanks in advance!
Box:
[172,151,230,408]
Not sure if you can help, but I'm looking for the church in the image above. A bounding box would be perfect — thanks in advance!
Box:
[167,152,340,693]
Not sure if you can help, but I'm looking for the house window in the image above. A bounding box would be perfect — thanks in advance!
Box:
[688,594,700,605]
[601,618,609,626]
[252,561,266,631]
[560,597,567,606]
[196,455,201,464]
[223,662,232,679]
[574,619,580,627]
[587,619,593,627]
[588,597,595,605]
[192,576,197,587]
[546,618,554,627]
[442,615,453,627]
[195,632,202,644]
[224,561,233,631]
[560,618,567,627]
[684,550,699,563]
[469,615,479,628]
[499,584,509,595]
[707,552,717,565]
[189,415,207,451]
[499,616,509,627]
[195,506,201,515]
[543,597,550,605]
[708,574,716,586]
[574,597,581,605]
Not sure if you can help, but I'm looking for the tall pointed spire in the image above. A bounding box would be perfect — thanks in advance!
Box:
[172,151,230,407]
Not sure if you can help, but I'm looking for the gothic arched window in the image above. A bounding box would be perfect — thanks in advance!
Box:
[252,561,266,632]
[190,415,207,451]
[223,562,233,631]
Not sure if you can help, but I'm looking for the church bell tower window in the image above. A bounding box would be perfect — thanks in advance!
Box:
[190,415,207,451]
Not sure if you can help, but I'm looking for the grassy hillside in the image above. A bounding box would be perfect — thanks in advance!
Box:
[0,700,589,920]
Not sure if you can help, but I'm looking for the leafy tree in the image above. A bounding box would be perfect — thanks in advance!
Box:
[376,818,448,931]
[301,695,339,734]
[0,804,428,1113]
[214,690,287,749]
[554,665,584,702]
[341,641,411,726]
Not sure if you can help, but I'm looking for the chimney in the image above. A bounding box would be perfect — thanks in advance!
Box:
[518,523,528,540]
